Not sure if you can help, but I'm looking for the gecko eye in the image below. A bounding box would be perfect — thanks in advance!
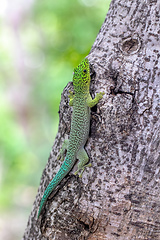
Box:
[83,69,87,73]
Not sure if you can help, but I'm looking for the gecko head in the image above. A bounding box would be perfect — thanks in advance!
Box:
[73,58,91,93]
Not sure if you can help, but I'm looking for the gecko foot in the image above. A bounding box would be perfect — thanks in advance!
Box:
[74,163,92,178]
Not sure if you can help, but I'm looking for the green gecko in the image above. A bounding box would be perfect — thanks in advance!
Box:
[38,58,104,218]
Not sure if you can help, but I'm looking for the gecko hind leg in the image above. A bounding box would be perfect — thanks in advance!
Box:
[57,139,69,161]
[74,148,91,178]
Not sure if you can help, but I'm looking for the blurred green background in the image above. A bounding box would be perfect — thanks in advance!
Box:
[0,0,110,239]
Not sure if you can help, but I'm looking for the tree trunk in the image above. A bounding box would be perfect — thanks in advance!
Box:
[23,0,160,239]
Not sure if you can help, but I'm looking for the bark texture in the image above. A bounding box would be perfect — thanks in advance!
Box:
[23,0,160,239]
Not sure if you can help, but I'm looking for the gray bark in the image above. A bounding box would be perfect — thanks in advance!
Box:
[23,0,160,239]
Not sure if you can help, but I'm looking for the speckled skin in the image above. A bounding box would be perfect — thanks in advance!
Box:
[38,58,104,218]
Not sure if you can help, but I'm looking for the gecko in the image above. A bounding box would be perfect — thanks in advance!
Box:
[38,58,104,218]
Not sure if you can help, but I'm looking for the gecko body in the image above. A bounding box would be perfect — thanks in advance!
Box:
[38,58,104,218]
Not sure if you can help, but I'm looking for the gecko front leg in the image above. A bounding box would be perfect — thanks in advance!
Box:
[68,90,74,106]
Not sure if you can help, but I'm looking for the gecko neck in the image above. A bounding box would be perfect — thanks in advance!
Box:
[74,86,90,96]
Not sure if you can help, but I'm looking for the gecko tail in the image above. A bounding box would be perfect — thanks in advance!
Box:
[37,156,75,218]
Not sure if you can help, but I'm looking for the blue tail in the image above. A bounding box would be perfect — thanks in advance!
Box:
[38,156,75,218]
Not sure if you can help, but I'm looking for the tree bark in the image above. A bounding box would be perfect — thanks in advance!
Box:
[23,0,160,239]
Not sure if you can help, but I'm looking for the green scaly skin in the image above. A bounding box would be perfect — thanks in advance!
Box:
[38,58,104,218]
